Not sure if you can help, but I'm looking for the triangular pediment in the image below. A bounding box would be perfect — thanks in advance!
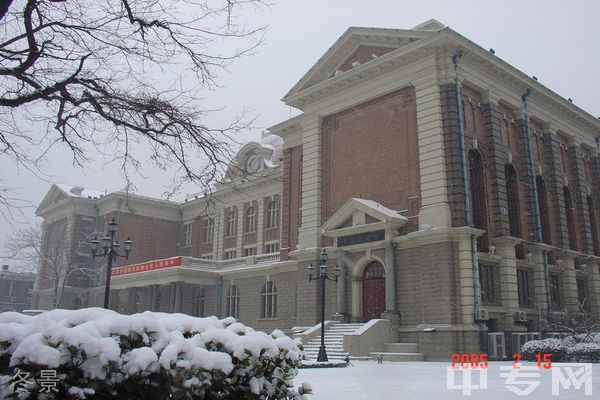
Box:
[321,198,407,239]
[36,184,69,215]
[283,23,444,102]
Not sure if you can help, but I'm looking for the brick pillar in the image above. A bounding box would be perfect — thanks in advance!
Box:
[544,130,570,248]
[514,119,538,241]
[495,237,522,330]
[568,144,594,254]
[440,83,467,227]
[483,103,511,238]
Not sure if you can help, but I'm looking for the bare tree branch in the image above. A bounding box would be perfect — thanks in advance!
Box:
[0,0,266,217]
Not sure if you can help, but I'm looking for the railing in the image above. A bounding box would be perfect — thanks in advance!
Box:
[180,253,280,271]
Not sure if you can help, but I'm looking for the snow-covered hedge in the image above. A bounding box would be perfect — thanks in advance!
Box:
[522,335,600,363]
[0,308,310,399]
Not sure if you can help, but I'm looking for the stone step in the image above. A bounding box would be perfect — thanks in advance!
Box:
[368,352,425,362]
[383,343,418,353]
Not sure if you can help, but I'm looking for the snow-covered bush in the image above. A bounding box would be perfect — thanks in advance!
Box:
[567,342,600,362]
[521,338,567,361]
[0,308,309,399]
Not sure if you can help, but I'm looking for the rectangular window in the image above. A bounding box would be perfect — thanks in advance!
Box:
[265,242,279,254]
[244,247,256,257]
[226,210,236,237]
[224,249,237,260]
[266,199,279,228]
[549,273,562,310]
[182,222,193,248]
[200,254,213,260]
[245,206,256,233]
[79,218,95,244]
[517,268,533,307]
[203,217,214,243]
[479,264,501,306]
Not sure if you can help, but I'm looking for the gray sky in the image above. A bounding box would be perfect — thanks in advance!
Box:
[1,0,599,266]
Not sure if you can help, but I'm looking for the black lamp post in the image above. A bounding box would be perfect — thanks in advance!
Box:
[90,218,133,309]
[307,249,340,362]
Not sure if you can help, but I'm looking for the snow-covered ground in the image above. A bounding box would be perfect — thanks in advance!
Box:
[296,360,598,399]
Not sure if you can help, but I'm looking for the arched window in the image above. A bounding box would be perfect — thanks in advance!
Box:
[261,281,277,318]
[468,150,489,251]
[245,206,256,233]
[587,196,600,256]
[563,187,577,251]
[505,164,522,238]
[227,285,240,318]
[536,176,552,245]
[193,287,205,317]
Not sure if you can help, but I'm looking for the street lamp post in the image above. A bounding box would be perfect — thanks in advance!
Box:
[90,218,133,309]
[307,249,340,362]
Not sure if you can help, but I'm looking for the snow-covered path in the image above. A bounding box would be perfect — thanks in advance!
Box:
[295,361,598,399]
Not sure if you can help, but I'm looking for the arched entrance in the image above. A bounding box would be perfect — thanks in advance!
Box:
[362,261,386,322]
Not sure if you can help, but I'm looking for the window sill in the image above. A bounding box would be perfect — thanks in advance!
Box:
[257,317,277,321]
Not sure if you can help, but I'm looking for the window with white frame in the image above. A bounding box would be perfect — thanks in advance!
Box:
[182,222,193,248]
[265,242,279,254]
[227,285,240,318]
[203,217,214,242]
[266,199,279,228]
[244,247,256,257]
[226,210,236,237]
[245,205,256,233]
[224,249,237,260]
[261,281,277,318]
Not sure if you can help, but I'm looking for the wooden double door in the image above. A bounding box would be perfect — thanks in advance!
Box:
[362,261,386,322]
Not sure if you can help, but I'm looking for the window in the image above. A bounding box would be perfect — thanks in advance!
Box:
[479,264,500,306]
[505,164,522,238]
[536,176,552,245]
[265,242,279,254]
[469,150,489,251]
[200,254,213,260]
[549,274,561,310]
[588,196,600,256]
[266,199,279,228]
[245,205,256,233]
[577,278,590,312]
[155,289,162,312]
[224,249,237,260]
[193,287,205,317]
[244,247,256,257]
[182,222,193,248]
[203,217,214,242]
[226,210,236,237]
[79,218,95,244]
[563,187,577,251]
[517,268,533,308]
[227,285,240,318]
[261,281,277,318]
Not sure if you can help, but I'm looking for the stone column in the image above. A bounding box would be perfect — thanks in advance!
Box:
[558,253,578,313]
[382,242,399,323]
[174,282,183,313]
[495,237,523,331]
[457,229,477,325]
[530,246,549,315]
[351,276,362,323]
[334,251,347,322]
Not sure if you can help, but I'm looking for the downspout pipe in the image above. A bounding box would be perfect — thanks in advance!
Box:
[521,90,552,315]
[453,53,483,334]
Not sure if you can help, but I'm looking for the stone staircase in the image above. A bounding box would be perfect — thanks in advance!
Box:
[301,323,364,361]
[368,342,425,362]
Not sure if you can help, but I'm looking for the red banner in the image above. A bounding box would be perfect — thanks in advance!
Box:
[111,257,182,276]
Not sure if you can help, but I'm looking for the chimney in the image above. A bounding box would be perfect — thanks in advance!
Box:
[2,265,8,271]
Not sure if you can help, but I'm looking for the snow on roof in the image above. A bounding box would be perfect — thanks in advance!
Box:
[352,198,404,220]
[56,184,105,199]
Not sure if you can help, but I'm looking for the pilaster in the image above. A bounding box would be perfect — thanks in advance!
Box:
[298,115,322,248]
[568,143,594,254]
[557,253,579,313]
[494,237,521,330]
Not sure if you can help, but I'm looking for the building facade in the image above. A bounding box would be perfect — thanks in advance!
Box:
[33,20,600,360]
[0,265,35,313]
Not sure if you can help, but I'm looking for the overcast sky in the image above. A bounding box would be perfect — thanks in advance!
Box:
[1,0,599,267]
